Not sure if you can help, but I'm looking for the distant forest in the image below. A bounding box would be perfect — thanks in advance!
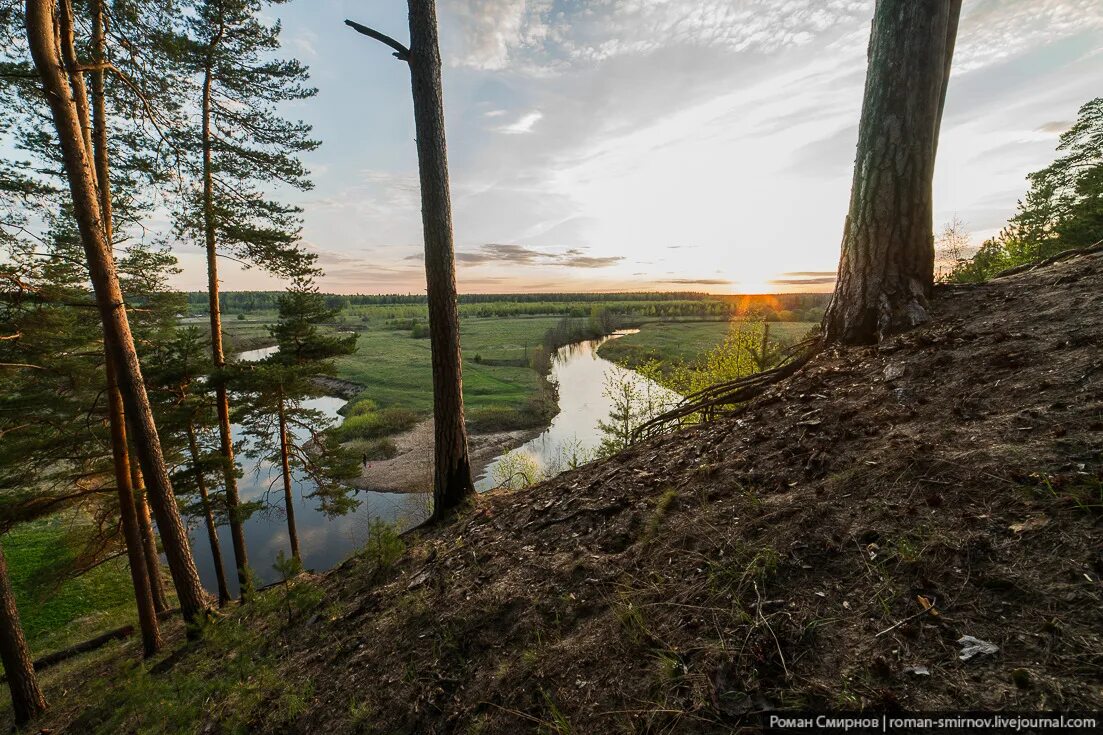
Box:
[187,291,833,322]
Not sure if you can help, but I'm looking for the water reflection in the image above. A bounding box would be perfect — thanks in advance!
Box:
[475,332,679,490]
[194,333,674,594]
[186,348,429,596]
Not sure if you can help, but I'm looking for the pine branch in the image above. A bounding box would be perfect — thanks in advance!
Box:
[344,20,410,61]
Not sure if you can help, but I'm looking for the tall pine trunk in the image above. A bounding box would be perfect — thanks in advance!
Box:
[90,0,160,655]
[201,33,251,599]
[276,396,301,561]
[822,0,961,344]
[105,354,162,655]
[24,0,208,627]
[186,422,231,606]
[407,0,474,519]
[0,539,47,726]
[131,462,169,613]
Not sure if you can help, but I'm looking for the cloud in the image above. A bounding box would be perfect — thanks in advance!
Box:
[954,0,1103,74]
[1035,120,1072,134]
[661,278,731,286]
[441,242,623,268]
[445,0,871,70]
[495,111,543,134]
[770,276,836,285]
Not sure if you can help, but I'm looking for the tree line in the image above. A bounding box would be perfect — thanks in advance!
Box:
[945,96,1103,282]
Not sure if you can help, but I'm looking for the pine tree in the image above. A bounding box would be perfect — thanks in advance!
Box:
[0,537,46,726]
[235,274,358,562]
[822,0,961,344]
[23,0,209,626]
[146,326,234,606]
[177,0,319,596]
[346,0,476,521]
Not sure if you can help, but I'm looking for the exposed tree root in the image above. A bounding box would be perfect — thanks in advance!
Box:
[992,240,1103,279]
[633,336,823,441]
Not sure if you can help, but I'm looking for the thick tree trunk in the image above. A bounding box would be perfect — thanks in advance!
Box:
[104,354,162,656]
[277,397,301,561]
[186,422,231,606]
[131,462,169,613]
[91,0,160,656]
[822,0,961,345]
[202,46,251,599]
[406,0,474,520]
[24,0,208,627]
[0,538,47,726]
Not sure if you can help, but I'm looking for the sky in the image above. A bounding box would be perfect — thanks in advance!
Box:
[170,0,1103,295]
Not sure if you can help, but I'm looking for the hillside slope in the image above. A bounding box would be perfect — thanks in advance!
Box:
[11,250,1103,733]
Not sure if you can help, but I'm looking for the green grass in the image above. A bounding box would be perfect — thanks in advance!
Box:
[216,310,818,437]
[599,320,818,369]
[331,406,420,441]
[332,315,564,416]
[3,517,145,657]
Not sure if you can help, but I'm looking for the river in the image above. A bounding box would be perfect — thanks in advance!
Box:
[188,346,428,596]
[189,333,674,594]
[475,331,678,490]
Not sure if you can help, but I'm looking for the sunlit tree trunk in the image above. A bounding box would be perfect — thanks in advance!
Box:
[201,26,251,598]
[277,395,301,561]
[90,0,161,656]
[407,0,474,519]
[822,0,961,344]
[186,423,231,606]
[104,355,162,655]
[131,462,169,613]
[0,538,47,726]
[24,0,208,627]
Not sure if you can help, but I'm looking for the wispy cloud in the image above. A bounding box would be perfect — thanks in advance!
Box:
[1035,120,1072,134]
[410,242,623,269]
[495,111,543,134]
[661,278,731,286]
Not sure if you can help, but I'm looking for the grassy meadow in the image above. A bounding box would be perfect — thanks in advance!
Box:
[598,319,819,370]
[209,294,829,439]
[2,517,152,659]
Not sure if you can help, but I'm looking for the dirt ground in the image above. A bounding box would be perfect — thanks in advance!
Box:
[13,250,1102,733]
[349,418,540,493]
[295,249,1102,732]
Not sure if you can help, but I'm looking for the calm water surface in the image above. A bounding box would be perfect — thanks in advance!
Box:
[188,346,428,596]
[190,334,675,594]
[475,331,678,490]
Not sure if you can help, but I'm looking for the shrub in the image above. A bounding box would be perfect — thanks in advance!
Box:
[345,437,399,461]
[345,398,379,417]
[334,406,420,441]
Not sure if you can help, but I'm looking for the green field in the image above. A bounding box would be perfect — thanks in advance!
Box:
[331,315,562,417]
[2,517,148,659]
[212,305,822,436]
[598,320,818,370]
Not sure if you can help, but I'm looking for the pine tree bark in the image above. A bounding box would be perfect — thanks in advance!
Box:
[131,462,169,613]
[104,354,162,656]
[822,0,961,344]
[276,397,301,561]
[406,0,474,519]
[201,23,251,598]
[24,0,208,626]
[0,538,47,726]
[186,422,231,606]
[91,0,161,656]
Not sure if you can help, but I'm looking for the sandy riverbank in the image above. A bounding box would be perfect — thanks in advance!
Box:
[349,418,541,493]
